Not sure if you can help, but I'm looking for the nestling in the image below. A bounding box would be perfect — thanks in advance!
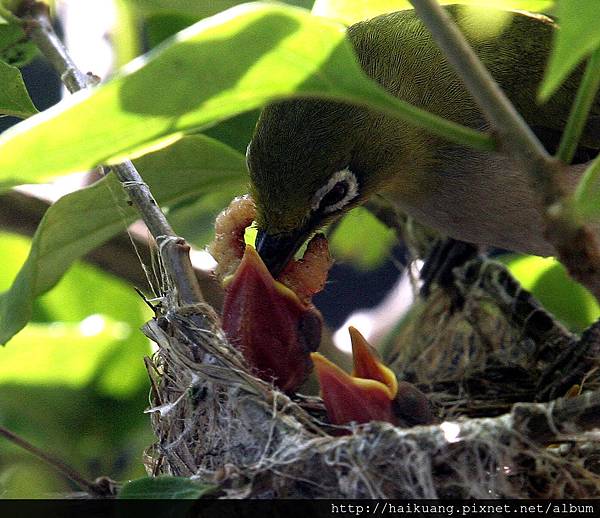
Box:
[246,6,600,275]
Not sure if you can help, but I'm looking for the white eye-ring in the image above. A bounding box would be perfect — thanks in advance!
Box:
[311,168,359,214]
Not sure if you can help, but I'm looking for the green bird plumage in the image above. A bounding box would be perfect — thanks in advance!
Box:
[247,6,600,275]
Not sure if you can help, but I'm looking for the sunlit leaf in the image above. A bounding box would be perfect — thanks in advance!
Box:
[0,232,150,396]
[123,0,249,17]
[0,2,484,189]
[0,60,37,118]
[539,0,600,101]
[124,0,313,17]
[118,476,215,499]
[0,135,246,344]
[312,0,554,25]
[330,207,396,269]
[0,317,132,386]
[503,254,600,332]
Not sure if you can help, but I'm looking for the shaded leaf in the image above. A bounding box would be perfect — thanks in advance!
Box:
[539,0,600,101]
[118,476,215,499]
[0,3,485,189]
[144,12,198,48]
[0,59,37,118]
[0,135,246,344]
[0,23,38,67]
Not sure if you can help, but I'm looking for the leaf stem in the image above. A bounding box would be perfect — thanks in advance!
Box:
[20,1,204,307]
[556,46,600,164]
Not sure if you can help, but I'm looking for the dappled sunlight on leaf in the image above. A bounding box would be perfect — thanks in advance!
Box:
[504,254,600,332]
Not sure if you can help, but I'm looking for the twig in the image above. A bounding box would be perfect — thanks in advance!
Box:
[409,0,600,301]
[557,46,600,164]
[19,1,204,308]
[0,425,117,496]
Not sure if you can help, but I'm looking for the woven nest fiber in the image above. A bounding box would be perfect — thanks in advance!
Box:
[142,257,600,498]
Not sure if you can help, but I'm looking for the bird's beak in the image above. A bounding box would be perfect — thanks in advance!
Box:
[256,227,311,277]
[311,327,436,428]
[349,326,398,397]
[310,327,398,427]
[349,326,435,427]
[222,245,322,393]
[311,352,396,427]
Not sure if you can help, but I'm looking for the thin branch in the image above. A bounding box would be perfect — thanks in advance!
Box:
[409,0,600,301]
[19,1,204,308]
[20,1,92,93]
[0,425,117,496]
[557,46,600,164]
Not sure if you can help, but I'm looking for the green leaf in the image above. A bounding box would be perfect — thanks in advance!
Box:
[312,0,554,25]
[169,190,245,247]
[118,476,215,499]
[0,23,38,67]
[0,318,135,387]
[503,254,600,332]
[574,154,600,221]
[330,207,396,269]
[0,232,150,396]
[124,0,313,17]
[144,13,198,48]
[0,60,37,118]
[0,135,246,344]
[124,0,249,17]
[539,0,600,101]
[0,2,488,190]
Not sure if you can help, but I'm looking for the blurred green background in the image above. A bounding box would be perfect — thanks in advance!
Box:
[1,0,599,498]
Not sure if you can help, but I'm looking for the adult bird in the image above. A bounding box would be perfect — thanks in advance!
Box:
[246,6,600,276]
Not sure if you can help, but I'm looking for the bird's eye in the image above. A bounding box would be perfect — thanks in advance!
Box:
[311,168,359,215]
[320,182,348,209]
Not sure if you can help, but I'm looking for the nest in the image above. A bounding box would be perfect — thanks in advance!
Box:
[142,257,600,498]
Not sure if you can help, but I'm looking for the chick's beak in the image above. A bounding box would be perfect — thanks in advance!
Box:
[311,352,395,426]
[349,326,398,398]
[312,327,436,428]
[256,228,311,277]
[222,245,322,393]
[311,328,397,427]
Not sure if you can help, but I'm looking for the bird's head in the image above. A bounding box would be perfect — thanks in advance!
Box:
[247,98,404,275]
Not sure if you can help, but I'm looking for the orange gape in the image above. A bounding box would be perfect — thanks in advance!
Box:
[312,327,435,430]
[210,196,333,393]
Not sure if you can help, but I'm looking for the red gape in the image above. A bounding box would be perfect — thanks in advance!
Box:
[210,196,333,393]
